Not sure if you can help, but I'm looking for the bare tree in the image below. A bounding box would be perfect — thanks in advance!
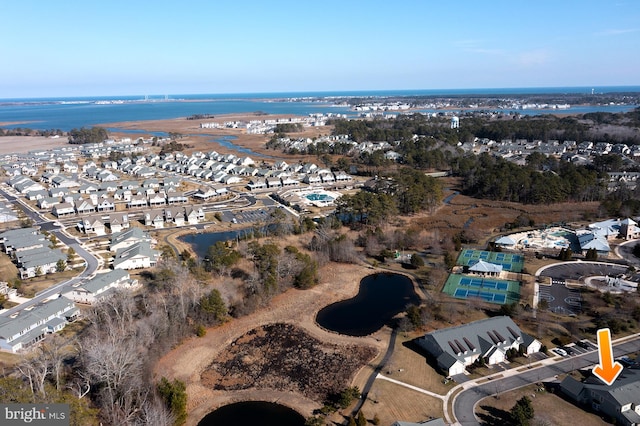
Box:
[42,334,71,391]
[16,346,49,397]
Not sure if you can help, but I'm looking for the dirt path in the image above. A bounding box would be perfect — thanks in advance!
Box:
[154,263,396,425]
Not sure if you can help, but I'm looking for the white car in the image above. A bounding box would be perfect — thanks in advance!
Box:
[556,348,568,356]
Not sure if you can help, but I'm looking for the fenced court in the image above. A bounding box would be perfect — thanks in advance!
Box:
[443,274,520,305]
[458,249,524,273]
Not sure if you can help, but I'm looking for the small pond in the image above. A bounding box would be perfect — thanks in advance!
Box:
[316,272,420,336]
[197,401,305,426]
[179,229,249,258]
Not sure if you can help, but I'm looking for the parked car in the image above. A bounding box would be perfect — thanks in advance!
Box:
[556,348,568,356]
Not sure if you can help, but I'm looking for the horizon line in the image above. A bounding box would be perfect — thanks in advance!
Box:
[3,85,640,101]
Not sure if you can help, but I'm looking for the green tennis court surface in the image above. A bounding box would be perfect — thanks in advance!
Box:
[443,273,520,305]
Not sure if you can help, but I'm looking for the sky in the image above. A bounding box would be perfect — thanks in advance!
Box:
[1,0,639,98]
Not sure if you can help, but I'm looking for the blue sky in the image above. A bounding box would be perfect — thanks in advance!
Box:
[1,0,639,97]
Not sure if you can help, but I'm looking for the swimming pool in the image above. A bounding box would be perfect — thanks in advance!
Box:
[305,193,334,202]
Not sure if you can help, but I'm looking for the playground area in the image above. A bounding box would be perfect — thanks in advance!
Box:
[442,274,521,305]
[457,249,525,273]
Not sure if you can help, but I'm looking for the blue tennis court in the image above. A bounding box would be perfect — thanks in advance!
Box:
[458,277,509,290]
[443,274,520,305]
[453,288,507,304]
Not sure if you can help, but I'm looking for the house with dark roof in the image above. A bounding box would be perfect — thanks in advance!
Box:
[560,366,640,426]
[415,316,541,377]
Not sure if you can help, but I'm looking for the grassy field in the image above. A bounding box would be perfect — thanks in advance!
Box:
[358,379,444,426]
[19,269,78,297]
[0,252,19,282]
[383,332,454,395]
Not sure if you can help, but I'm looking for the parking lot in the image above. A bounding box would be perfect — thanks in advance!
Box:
[538,281,583,315]
[539,262,629,282]
[552,340,597,357]
[221,208,272,224]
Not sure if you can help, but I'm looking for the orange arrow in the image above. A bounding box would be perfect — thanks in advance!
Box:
[592,328,623,386]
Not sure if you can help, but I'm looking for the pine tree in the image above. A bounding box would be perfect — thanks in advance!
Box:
[510,395,535,426]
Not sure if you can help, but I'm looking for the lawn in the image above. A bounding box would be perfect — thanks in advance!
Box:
[476,382,609,426]
[0,252,19,281]
[358,379,444,426]
[384,331,454,396]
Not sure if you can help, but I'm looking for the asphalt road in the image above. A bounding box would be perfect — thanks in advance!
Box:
[0,186,100,316]
[453,336,640,425]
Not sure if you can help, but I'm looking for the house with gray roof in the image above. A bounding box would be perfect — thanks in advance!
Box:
[108,212,130,233]
[63,269,139,305]
[19,248,67,278]
[109,227,152,252]
[560,366,640,426]
[468,260,503,277]
[415,316,541,377]
[4,234,46,254]
[0,296,78,353]
[113,241,160,270]
[0,227,39,250]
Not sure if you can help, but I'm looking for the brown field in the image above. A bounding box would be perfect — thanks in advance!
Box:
[19,269,78,297]
[358,379,444,426]
[476,382,609,426]
[0,136,69,155]
[0,252,19,283]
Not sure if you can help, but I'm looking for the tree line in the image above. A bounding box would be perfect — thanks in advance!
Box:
[452,152,605,203]
[68,126,109,144]
[335,168,443,227]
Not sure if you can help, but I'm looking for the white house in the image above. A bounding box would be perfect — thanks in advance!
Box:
[0,297,79,353]
[64,269,139,305]
[80,216,106,236]
[109,227,152,252]
[108,212,130,233]
[416,316,541,377]
[113,241,160,270]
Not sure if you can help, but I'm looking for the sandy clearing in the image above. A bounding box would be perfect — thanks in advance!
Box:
[0,136,69,155]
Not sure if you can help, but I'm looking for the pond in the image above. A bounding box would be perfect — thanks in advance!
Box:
[179,229,250,258]
[197,401,305,426]
[316,272,420,336]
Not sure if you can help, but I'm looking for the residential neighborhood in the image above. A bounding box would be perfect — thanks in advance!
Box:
[1,101,640,426]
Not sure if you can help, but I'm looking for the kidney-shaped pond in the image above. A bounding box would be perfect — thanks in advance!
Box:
[197,401,305,426]
[316,272,420,336]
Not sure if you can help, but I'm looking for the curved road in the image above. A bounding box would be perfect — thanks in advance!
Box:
[0,186,100,316]
[452,335,640,425]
